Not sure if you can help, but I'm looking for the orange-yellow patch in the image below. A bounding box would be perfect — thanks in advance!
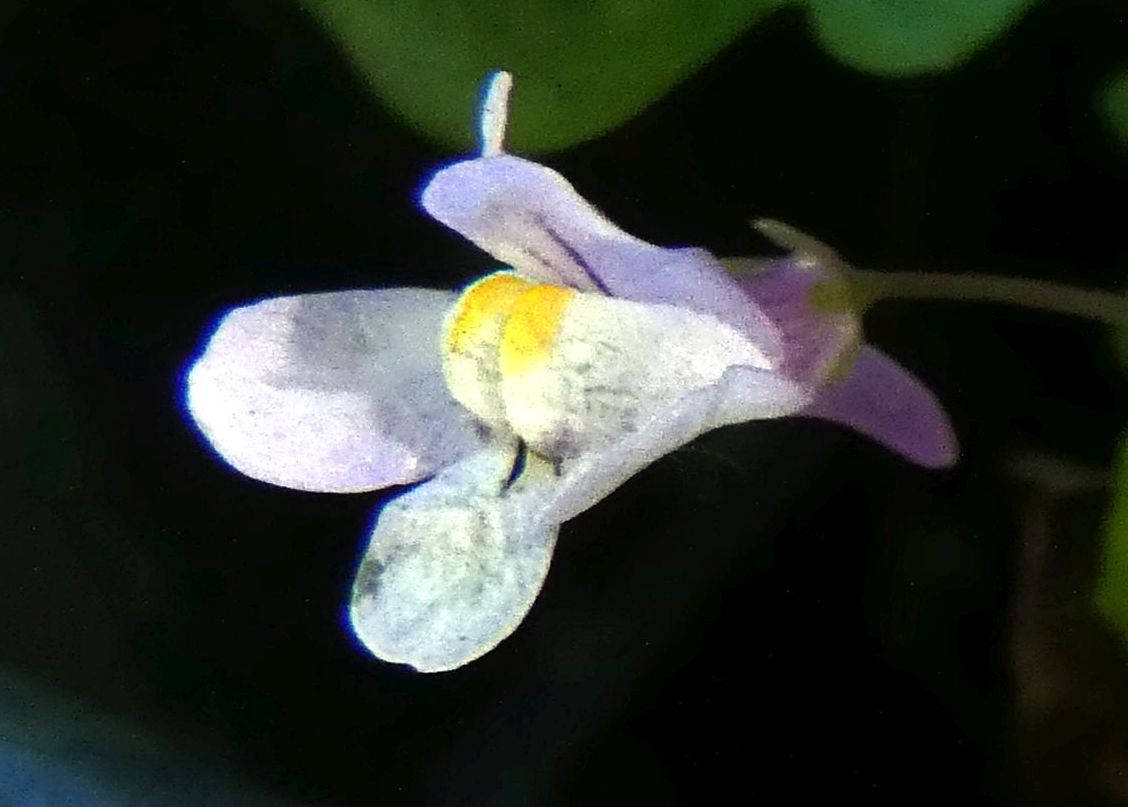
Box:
[499,284,576,377]
[444,273,531,354]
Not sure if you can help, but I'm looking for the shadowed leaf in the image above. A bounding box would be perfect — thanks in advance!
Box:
[296,0,1040,151]
[1099,68,1128,150]
[1095,436,1128,640]
[805,0,1040,75]
[295,0,784,152]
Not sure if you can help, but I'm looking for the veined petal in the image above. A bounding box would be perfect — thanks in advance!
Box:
[800,346,958,468]
[420,154,784,365]
[349,441,559,673]
[544,364,810,524]
[185,288,485,493]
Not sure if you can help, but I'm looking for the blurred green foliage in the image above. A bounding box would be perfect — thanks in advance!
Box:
[296,0,1040,152]
[297,0,783,153]
[805,0,1040,75]
[1099,67,1128,149]
[1095,69,1128,641]
[1097,439,1128,641]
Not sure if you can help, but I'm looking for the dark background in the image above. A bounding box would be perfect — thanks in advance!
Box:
[1,1,1127,804]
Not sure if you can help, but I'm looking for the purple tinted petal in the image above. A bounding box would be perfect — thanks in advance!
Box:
[420,154,784,364]
[349,440,558,672]
[800,346,958,468]
[185,288,486,493]
[732,259,860,387]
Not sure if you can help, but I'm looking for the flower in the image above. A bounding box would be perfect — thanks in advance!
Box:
[184,72,956,672]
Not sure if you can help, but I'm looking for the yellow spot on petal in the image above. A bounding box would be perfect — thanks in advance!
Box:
[499,284,575,377]
[445,272,530,354]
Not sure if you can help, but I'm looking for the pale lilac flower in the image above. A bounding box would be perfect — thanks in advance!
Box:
[184,72,955,672]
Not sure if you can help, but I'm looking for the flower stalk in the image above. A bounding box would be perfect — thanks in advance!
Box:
[848,268,1128,326]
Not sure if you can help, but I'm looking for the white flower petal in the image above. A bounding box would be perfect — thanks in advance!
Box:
[498,288,773,459]
[347,362,807,672]
[349,441,559,672]
[185,288,485,493]
[545,364,810,524]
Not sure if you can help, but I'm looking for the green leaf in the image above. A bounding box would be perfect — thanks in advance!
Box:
[297,0,783,153]
[1099,68,1128,149]
[1095,436,1128,639]
[804,0,1040,75]
[295,0,1040,152]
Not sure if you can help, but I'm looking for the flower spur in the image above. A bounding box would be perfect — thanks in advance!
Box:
[184,71,955,672]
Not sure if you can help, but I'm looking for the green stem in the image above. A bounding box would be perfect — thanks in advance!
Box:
[849,268,1128,326]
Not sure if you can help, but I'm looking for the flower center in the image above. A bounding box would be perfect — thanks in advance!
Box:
[497,283,575,377]
[441,271,573,432]
[441,271,766,460]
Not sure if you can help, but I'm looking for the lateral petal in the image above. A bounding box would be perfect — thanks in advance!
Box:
[185,288,485,493]
[800,346,958,468]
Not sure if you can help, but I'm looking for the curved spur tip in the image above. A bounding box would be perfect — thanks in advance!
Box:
[480,70,514,157]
